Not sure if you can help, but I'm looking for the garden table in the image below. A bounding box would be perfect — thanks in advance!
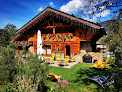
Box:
[44,57,50,62]
[58,59,65,66]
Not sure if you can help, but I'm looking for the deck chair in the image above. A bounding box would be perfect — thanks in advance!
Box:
[97,62,107,69]
[50,56,54,64]
[89,61,100,68]
[71,55,76,62]
[64,57,69,66]
[47,73,61,80]
[88,72,119,89]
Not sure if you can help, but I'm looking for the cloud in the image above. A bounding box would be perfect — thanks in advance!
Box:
[60,0,83,14]
[83,9,111,21]
[38,6,43,11]
[96,10,110,17]
[60,0,106,14]
[49,2,55,7]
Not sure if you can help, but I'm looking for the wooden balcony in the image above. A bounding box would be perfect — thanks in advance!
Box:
[41,33,77,42]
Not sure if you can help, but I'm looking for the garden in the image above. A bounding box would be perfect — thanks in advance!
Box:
[0,42,122,92]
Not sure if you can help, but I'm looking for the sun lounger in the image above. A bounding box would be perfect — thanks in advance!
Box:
[97,62,107,69]
[50,56,54,64]
[47,73,61,80]
[88,72,119,89]
[89,61,100,68]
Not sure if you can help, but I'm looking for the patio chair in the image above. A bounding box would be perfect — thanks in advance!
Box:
[97,62,107,69]
[88,72,119,89]
[47,73,61,80]
[50,56,54,64]
[56,55,60,59]
[70,55,76,62]
[89,61,100,68]
[64,57,69,66]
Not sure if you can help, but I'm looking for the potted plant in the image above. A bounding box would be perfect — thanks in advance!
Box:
[56,34,60,42]
[68,33,73,41]
[61,36,66,42]
[42,37,46,42]
[47,34,51,42]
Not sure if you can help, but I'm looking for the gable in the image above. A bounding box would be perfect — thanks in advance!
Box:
[13,7,104,41]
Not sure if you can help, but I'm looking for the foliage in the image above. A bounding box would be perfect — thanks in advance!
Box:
[72,67,121,92]
[61,36,66,42]
[16,52,49,92]
[42,37,46,42]
[4,23,18,41]
[52,77,68,92]
[47,35,50,42]
[12,75,40,92]
[3,83,15,92]
[79,0,121,22]
[103,57,107,62]
[0,24,18,47]
[68,34,73,42]
[48,63,122,92]
[0,29,10,47]
[107,56,116,65]
[56,48,59,53]
[0,42,17,85]
[114,41,122,67]
[99,16,122,67]
[56,35,60,42]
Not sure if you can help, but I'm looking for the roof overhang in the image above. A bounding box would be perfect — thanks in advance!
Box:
[13,7,103,41]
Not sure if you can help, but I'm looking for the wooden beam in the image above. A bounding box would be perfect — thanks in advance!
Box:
[41,17,54,26]
[56,24,74,28]
[48,22,50,26]
[37,24,74,29]
[53,28,55,34]
[53,19,54,26]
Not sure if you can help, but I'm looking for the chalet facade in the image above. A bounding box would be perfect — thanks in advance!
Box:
[13,7,106,57]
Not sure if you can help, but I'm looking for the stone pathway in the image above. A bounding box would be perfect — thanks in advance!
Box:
[45,60,79,68]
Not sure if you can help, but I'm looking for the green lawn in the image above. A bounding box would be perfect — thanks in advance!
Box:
[47,63,112,92]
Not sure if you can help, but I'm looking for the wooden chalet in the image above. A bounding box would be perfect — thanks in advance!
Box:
[13,7,106,57]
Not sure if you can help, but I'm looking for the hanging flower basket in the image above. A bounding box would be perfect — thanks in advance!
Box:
[56,34,60,42]
[68,33,73,41]
[42,37,46,42]
[61,36,66,42]
[47,35,51,42]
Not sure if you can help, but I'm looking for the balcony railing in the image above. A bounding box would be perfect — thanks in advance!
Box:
[15,41,33,46]
[42,33,76,42]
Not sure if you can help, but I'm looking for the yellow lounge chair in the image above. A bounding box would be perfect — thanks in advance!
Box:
[56,55,60,59]
[97,62,107,69]
[90,61,100,68]
[47,73,61,79]
[72,56,76,62]
[64,57,69,66]
[50,56,54,64]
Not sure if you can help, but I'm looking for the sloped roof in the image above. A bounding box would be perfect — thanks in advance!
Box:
[13,7,103,41]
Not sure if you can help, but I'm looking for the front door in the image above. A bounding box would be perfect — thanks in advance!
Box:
[66,45,70,56]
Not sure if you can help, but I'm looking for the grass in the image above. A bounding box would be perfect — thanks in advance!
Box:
[0,63,114,92]
[47,63,111,92]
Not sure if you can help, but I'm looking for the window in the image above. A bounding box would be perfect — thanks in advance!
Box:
[42,45,51,54]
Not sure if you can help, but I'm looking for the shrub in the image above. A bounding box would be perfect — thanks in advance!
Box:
[0,42,17,85]
[16,52,49,92]
[107,56,116,65]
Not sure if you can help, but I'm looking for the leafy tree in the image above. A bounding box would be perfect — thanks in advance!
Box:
[0,24,18,47]
[99,16,122,67]
[79,0,121,22]
[4,23,18,41]
[79,0,122,91]
[0,29,10,47]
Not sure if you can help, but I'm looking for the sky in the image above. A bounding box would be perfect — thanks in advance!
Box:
[0,0,121,29]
